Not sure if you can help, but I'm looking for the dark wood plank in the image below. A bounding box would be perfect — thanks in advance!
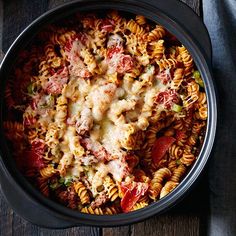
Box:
[48,0,72,9]
[0,3,13,235]
[10,217,100,236]
[131,214,200,236]
[103,226,130,236]
[2,0,48,52]
[0,189,13,236]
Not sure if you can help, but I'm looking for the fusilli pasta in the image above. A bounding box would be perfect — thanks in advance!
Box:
[3,11,207,214]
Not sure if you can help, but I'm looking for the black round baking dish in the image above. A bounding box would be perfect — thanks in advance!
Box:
[0,0,217,228]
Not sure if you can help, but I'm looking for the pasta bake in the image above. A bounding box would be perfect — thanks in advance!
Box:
[3,11,207,214]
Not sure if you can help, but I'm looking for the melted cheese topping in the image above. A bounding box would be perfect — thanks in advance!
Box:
[53,46,170,195]
[61,62,169,193]
[22,33,173,197]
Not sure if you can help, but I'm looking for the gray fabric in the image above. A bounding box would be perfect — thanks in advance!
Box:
[203,0,236,235]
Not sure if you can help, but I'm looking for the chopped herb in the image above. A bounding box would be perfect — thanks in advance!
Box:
[58,176,73,186]
[65,180,72,187]
[59,177,65,184]
[193,70,204,88]
[49,182,60,190]
[172,104,182,113]
[176,159,181,165]
[27,83,36,95]
[95,55,103,63]
[193,70,201,79]
[196,78,204,88]
[40,103,49,108]
[40,95,55,108]
[147,65,154,72]
[64,176,73,187]
[48,94,55,104]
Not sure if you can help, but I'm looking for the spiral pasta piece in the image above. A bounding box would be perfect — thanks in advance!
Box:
[147,25,166,41]
[3,121,24,141]
[80,48,97,73]
[81,206,103,215]
[54,95,68,128]
[108,10,123,24]
[192,121,205,134]
[104,176,119,202]
[170,165,186,182]
[183,82,199,107]
[132,202,148,211]
[198,104,208,120]
[186,134,198,146]
[171,68,184,90]
[146,122,166,147]
[149,168,171,200]
[149,40,165,60]
[40,165,56,178]
[104,206,120,215]
[126,19,146,36]
[3,121,24,133]
[172,120,184,130]
[125,34,139,55]
[169,144,183,159]
[38,59,51,80]
[160,181,179,198]
[44,43,62,68]
[197,92,207,105]
[135,15,146,25]
[50,30,77,46]
[178,46,193,76]
[168,160,178,172]
[74,182,90,205]
[156,58,177,71]
[180,151,195,166]
[27,130,38,143]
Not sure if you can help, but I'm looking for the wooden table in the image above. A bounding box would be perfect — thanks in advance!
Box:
[0,0,206,235]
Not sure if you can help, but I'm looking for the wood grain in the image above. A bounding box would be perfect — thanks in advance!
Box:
[103,226,130,236]
[48,0,73,8]
[0,191,13,236]
[131,214,201,236]
[0,0,203,236]
[2,0,48,52]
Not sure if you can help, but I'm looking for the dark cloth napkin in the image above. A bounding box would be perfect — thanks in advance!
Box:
[203,0,236,235]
